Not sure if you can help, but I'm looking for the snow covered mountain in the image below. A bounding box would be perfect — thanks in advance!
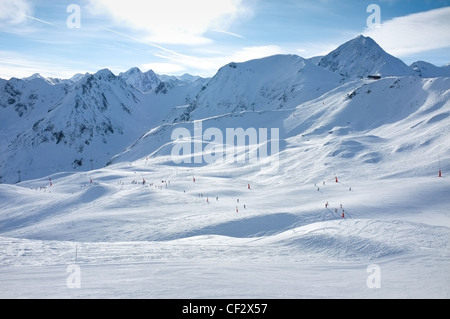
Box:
[410,61,450,78]
[318,35,414,78]
[177,54,343,122]
[0,35,448,184]
[1,70,144,183]
[110,74,450,181]
[159,73,203,84]
[118,68,162,93]
[119,68,204,94]
[0,69,206,183]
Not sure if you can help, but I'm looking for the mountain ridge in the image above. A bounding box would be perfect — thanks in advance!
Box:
[1,35,449,183]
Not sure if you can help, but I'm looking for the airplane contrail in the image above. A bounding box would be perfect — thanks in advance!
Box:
[99,26,192,60]
[25,15,61,28]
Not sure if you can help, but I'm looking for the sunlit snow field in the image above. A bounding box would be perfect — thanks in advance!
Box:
[1,146,449,298]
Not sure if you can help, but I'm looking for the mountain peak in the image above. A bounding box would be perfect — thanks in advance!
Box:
[94,68,115,80]
[355,34,371,40]
[351,35,378,47]
[125,67,143,75]
[22,73,54,84]
[118,68,161,93]
[21,73,64,85]
[23,73,44,80]
[319,35,414,78]
[70,73,87,83]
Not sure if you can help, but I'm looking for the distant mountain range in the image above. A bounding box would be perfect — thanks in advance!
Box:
[1,35,449,183]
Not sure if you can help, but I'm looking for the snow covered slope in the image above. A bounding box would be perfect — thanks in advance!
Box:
[410,61,450,78]
[110,75,450,179]
[0,154,449,298]
[177,54,343,121]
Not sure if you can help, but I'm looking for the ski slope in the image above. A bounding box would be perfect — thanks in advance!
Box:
[0,147,449,298]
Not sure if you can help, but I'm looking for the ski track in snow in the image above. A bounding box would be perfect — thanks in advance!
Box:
[0,162,449,298]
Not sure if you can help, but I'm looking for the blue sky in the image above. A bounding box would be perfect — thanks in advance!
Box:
[0,0,449,79]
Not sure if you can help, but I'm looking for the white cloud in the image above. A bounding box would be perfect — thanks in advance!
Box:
[363,7,450,57]
[148,45,285,76]
[0,0,32,26]
[141,62,186,75]
[0,51,79,79]
[87,0,252,45]
[225,45,285,64]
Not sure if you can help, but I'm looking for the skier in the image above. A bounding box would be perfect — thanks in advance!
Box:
[248,184,251,190]
[236,206,239,213]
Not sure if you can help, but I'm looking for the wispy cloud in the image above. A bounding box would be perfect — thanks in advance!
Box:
[0,51,83,79]
[363,7,450,57]
[141,62,187,75]
[86,0,253,45]
[99,27,190,58]
[0,0,61,33]
[147,45,285,76]
[97,23,280,76]
[0,0,32,26]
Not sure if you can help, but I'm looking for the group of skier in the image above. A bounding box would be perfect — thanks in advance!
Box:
[318,176,353,219]
[192,176,251,213]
